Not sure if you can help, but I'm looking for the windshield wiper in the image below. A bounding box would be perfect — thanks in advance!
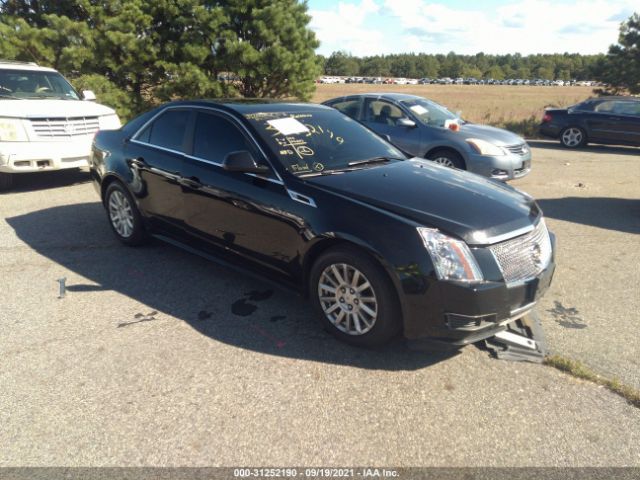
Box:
[0,92,20,99]
[298,170,346,178]
[347,156,395,167]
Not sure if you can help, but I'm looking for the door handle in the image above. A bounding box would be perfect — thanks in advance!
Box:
[178,176,202,189]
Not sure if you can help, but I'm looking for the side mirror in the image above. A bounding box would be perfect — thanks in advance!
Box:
[82,90,97,101]
[397,118,416,128]
[223,151,270,174]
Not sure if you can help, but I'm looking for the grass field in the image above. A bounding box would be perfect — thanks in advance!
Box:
[312,84,596,137]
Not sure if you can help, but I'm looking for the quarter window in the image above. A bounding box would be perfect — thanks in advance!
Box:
[143,109,190,152]
[192,112,254,164]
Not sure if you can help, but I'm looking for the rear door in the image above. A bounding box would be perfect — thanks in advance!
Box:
[126,108,192,232]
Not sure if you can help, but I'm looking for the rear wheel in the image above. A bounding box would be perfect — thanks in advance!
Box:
[104,182,148,246]
[426,149,465,169]
[560,127,587,148]
[0,172,13,191]
[310,246,401,347]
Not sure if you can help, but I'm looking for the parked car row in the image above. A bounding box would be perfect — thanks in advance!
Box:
[318,76,600,87]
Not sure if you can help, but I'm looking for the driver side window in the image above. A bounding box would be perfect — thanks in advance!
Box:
[364,100,406,126]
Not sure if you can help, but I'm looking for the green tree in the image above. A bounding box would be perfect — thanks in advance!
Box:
[216,0,320,99]
[594,12,640,93]
[0,0,320,119]
[325,51,360,76]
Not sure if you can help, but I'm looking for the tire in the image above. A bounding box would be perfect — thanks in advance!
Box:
[309,246,402,347]
[560,126,587,148]
[0,172,13,191]
[104,181,148,246]
[426,149,465,169]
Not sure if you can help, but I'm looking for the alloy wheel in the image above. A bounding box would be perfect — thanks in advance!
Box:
[317,263,378,335]
[561,128,583,147]
[108,190,134,238]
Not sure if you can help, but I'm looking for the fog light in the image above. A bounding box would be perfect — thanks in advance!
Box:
[492,169,508,176]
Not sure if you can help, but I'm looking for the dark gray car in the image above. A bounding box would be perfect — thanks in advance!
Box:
[323,93,531,181]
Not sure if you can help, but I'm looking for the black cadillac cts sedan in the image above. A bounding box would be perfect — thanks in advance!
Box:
[90,100,555,347]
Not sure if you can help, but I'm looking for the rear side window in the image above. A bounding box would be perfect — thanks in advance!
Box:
[192,112,254,163]
[612,101,640,116]
[141,109,190,152]
[330,99,360,119]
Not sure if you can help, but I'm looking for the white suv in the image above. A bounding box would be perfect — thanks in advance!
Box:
[0,60,121,190]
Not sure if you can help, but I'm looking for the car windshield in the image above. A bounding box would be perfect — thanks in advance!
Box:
[245,109,406,176]
[0,69,80,100]
[400,98,458,127]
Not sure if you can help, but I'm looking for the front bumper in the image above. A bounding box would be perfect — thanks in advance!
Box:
[0,137,93,173]
[401,235,556,345]
[466,150,532,181]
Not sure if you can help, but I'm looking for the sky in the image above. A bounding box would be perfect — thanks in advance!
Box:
[307,0,637,57]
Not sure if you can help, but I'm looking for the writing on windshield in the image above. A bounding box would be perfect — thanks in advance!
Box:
[246,110,403,175]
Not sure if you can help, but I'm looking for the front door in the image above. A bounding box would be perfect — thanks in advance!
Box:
[180,110,306,276]
[360,98,423,156]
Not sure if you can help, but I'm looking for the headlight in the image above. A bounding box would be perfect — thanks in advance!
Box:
[466,138,505,156]
[99,114,121,130]
[0,118,28,142]
[417,228,484,282]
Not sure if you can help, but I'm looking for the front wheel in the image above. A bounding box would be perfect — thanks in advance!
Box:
[560,127,587,148]
[104,182,148,246]
[0,172,14,191]
[310,247,401,347]
[426,150,465,169]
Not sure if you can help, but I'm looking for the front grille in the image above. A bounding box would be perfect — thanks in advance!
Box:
[505,143,528,155]
[489,220,552,283]
[29,117,100,138]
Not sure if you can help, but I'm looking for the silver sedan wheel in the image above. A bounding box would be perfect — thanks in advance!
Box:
[108,190,134,238]
[432,156,455,168]
[562,128,583,147]
[317,263,378,336]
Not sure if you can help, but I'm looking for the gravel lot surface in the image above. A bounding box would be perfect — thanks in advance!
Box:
[1,142,639,466]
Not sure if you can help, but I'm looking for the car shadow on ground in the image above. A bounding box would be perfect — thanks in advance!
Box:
[1,168,91,193]
[6,202,460,371]
[527,139,640,156]
[537,197,640,234]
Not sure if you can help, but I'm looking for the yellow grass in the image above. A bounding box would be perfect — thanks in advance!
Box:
[312,84,596,137]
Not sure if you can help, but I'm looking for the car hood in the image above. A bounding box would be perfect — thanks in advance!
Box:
[305,159,540,245]
[459,122,525,146]
[0,99,116,118]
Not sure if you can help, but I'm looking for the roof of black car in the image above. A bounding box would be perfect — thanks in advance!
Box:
[162,99,334,114]
[584,96,640,102]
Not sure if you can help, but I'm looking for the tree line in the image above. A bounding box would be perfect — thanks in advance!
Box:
[318,51,604,81]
